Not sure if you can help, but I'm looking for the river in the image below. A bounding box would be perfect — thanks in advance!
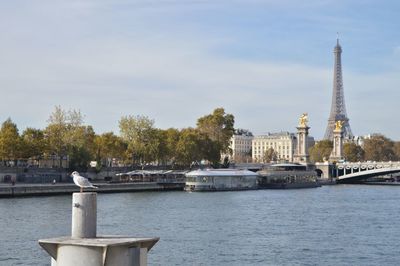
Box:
[0,185,399,265]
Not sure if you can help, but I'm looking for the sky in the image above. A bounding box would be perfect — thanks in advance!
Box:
[1,0,399,140]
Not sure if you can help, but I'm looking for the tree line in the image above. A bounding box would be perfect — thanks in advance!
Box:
[1,105,398,169]
[0,106,234,170]
[309,134,400,163]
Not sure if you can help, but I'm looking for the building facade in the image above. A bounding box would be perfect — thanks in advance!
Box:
[228,129,253,163]
[252,132,296,163]
[252,132,315,163]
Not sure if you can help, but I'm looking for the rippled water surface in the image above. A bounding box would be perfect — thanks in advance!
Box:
[1,185,400,265]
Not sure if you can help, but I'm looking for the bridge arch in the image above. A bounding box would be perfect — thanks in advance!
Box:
[337,168,400,183]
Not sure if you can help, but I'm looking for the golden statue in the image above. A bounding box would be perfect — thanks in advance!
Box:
[335,120,343,130]
[299,113,308,127]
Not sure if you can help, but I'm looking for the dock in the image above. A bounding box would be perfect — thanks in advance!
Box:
[0,182,185,198]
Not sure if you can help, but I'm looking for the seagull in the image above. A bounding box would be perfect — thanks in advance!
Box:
[71,171,98,192]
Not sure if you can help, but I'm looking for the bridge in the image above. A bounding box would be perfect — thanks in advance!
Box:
[233,162,400,184]
[337,167,400,183]
[316,161,400,184]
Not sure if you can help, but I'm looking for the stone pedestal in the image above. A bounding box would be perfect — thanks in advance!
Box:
[329,128,344,162]
[39,236,158,266]
[294,126,310,164]
[39,193,158,266]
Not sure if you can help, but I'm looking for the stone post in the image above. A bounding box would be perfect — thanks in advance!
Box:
[71,192,97,238]
[294,125,310,164]
[329,126,344,162]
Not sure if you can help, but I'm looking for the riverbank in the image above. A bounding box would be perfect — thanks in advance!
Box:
[0,182,185,198]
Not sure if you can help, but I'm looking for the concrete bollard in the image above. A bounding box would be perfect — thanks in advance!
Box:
[39,192,159,266]
[71,192,97,238]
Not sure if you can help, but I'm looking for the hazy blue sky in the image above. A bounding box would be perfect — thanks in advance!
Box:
[1,0,399,140]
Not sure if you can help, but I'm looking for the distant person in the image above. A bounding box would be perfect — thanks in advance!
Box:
[52,179,56,185]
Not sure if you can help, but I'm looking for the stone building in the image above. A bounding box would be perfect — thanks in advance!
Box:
[252,132,314,163]
[252,132,296,163]
[227,129,253,163]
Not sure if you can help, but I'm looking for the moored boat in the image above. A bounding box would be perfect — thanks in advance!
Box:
[185,169,258,191]
[257,163,320,189]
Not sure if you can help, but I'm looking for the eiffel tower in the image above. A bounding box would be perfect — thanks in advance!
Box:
[324,38,353,140]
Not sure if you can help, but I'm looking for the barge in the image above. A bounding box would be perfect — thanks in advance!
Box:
[257,163,320,189]
[185,169,258,191]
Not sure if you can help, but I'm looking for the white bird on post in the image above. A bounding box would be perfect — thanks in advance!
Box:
[71,171,98,192]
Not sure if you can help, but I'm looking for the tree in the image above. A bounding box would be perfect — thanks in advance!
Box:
[343,142,365,162]
[44,106,71,167]
[221,156,230,168]
[67,125,96,170]
[198,133,221,167]
[69,145,91,171]
[44,106,93,169]
[152,128,181,167]
[175,128,203,167]
[94,132,127,167]
[119,115,159,166]
[197,108,235,154]
[262,148,277,163]
[363,134,396,161]
[394,142,400,161]
[21,128,46,160]
[309,140,333,163]
[162,128,181,166]
[0,118,22,163]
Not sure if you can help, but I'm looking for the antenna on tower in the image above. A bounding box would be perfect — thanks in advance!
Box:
[336,32,340,45]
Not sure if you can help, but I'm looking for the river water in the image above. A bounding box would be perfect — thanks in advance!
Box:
[0,185,399,266]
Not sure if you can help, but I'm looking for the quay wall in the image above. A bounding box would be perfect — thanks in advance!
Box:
[0,167,130,183]
[0,182,185,198]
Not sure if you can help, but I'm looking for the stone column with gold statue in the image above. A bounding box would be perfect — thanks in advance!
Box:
[294,113,310,164]
[329,120,344,162]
